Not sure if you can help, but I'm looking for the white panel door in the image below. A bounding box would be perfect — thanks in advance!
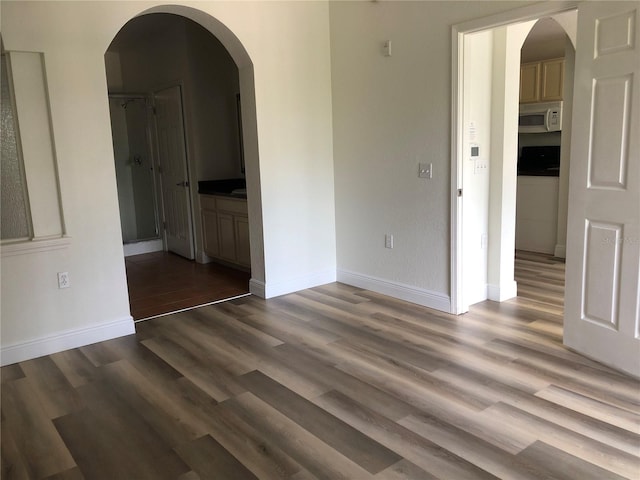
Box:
[565,3,640,376]
[154,86,194,259]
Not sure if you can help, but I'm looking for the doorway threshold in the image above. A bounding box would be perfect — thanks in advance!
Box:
[133,292,252,324]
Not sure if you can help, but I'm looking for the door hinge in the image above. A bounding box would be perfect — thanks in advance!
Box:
[458,188,463,197]
[157,165,163,174]
[162,221,167,230]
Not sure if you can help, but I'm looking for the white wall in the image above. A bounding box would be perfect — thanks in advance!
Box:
[486,22,534,302]
[516,176,559,254]
[0,0,336,364]
[330,1,523,310]
[462,30,493,306]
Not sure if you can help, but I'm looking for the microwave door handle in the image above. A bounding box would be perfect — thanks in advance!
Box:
[545,109,552,131]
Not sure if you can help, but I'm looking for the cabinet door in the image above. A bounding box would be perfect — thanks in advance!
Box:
[520,62,540,103]
[540,58,564,101]
[201,210,219,257]
[234,215,251,267]
[217,212,236,261]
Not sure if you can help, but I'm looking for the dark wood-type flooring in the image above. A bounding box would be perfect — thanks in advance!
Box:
[2,252,639,479]
[125,251,250,320]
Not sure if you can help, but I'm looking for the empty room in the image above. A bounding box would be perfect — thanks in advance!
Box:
[1,1,638,479]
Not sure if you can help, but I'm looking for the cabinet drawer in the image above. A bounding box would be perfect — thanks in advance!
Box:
[200,195,217,211]
[216,197,248,215]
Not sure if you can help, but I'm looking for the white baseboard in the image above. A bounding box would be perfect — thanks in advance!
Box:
[264,269,337,298]
[249,278,266,298]
[123,239,163,257]
[487,280,518,302]
[0,316,135,366]
[554,244,566,258]
[337,269,451,313]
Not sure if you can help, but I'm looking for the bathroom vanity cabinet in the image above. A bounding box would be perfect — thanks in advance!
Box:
[200,194,250,269]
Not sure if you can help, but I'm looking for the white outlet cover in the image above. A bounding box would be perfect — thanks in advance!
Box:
[58,272,70,289]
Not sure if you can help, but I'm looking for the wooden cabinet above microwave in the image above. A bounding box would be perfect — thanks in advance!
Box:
[520,58,565,104]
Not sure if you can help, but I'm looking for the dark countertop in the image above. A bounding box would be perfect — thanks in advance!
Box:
[198,178,247,198]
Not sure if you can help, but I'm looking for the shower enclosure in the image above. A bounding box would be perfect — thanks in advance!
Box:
[108,95,160,248]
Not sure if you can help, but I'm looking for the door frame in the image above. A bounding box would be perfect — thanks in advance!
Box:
[450,1,579,314]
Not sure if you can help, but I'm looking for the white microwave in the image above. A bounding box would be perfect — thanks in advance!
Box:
[519,101,563,133]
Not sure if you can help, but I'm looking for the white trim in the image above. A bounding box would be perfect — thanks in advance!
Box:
[451,1,579,316]
[123,238,163,257]
[454,1,578,34]
[338,269,451,313]
[487,281,518,302]
[554,244,567,259]
[249,278,266,298]
[262,269,336,299]
[0,316,135,366]
[1,236,71,257]
[450,25,465,315]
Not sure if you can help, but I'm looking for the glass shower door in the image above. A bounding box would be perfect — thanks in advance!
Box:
[108,96,159,243]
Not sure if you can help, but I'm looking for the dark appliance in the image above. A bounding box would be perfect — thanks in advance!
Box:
[517,145,561,176]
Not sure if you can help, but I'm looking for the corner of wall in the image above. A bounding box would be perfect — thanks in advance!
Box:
[554,244,566,259]
[487,280,517,302]
[262,269,337,299]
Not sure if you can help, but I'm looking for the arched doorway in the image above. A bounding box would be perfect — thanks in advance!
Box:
[452,8,576,313]
[105,9,263,320]
[514,16,575,309]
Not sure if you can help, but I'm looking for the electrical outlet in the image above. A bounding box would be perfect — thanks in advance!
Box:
[58,272,70,289]
[418,162,432,179]
[385,234,394,249]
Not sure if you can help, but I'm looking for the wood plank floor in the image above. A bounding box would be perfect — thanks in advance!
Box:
[125,251,250,320]
[2,252,639,479]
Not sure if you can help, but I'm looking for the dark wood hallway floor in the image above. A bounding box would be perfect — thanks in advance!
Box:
[2,253,639,479]
[125,251,250,320]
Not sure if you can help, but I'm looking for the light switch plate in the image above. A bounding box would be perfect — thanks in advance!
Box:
[474,158,488,174]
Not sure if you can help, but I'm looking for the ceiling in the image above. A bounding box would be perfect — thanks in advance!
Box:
[521,17,570,63]
[108,14,184,51]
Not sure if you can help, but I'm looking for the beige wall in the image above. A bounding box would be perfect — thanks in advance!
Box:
[0,0,538,364]
[330,1,524,308]
[0,1,336,363]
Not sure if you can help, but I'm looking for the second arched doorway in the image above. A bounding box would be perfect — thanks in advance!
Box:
[105,12,260,320]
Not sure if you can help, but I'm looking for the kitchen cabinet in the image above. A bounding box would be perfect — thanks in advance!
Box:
[200,194,250,269]
[519,62,541,104]
[520,58,564,103]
